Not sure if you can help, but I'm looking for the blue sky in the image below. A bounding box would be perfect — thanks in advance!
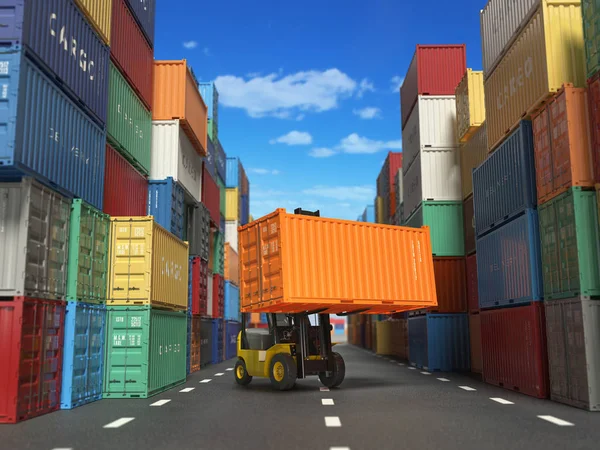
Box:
[154,0,485,220]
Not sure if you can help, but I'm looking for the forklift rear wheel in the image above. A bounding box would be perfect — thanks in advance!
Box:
[234,359,252,386]
[319,352,346,388]
[269,353,297,391]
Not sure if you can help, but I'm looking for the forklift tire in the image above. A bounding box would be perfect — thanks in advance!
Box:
[269,353,297,391]
[234,359,253,386]
[319,352,346,388]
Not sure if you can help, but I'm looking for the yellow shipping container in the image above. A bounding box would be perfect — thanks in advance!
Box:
[456,69,485,143]
[484,0,585,152]
[107,217,189,310]
[375,196,384,223]
[74,0,112,45]
[460,122,488,199]
[225,188,239,221]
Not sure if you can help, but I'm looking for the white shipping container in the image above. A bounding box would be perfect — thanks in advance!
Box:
[150,120,203,202]
[480,0,539,77]
[395,170,403,212]
[402,96,458,174]
[225,220,239,252]
[402,148,462,218]
[207,269,214,317]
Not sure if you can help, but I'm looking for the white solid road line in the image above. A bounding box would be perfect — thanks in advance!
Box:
[320,387,330,392]
[150,399,171,406]
[180,387,195,393]
[226,368,233,371]
[421,371,431,375]
[200,379,212,383]
[103,417,135,429]
[437,378,450,382]
[490,397,514,405]
[459,386,477,391]
[322,398,335,405]
[325,416,342,427]
[538,415,575,426]
[215,373,225,376]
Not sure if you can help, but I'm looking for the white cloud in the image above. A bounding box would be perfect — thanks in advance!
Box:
[248,168,280,175]
[357,78,375,98]
[309,147,336,158]
[296,114,305,121]
[214,69,357,119]
[353,107,382,120]
[302,185,375,201]
[338,133,401,154]
[390,75,404,92]
[183,40,198,49]
[270,131,313,146]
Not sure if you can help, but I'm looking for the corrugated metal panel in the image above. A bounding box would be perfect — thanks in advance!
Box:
[187,315,201,373]
[0,179,70,300]
[103,144,148,216]
[402,96,458,173]
[202,168,220,225]
[584,0,600,77]
[212,231,225,276]
[460,122,488,199]
[212,274,224,318]
[60,302,105,409]
[211,318,224,364]
[74,0,112,45]
[473,121,537,237]
[207,269,214,317]
[239,209,438,314]
[66,200,110,303]
[147,178,185,240]
[107,217,189,310]
[466,254,479,312]
[241,194,250,225]
[375,196,385,223]
[198,82,219,125]
[481,303,549,399]
[480,0,540,76]
[225,220,239,253]
[402,148,462,218]
[225,320,240,360]
[107,62,152,175]
[401,45,467,129]
[0,0,110,126]
[0,53,106,209]
[215,139,226,183]
[463,195,476,256]
[456,69,486,143]
[150,120,203,203]
[589,72,600,182]
[484,1,586,151]
[395,171,403,210]
[187,201,210,260]
[226,157,240,188]
[124,0,155,47]
[431,257,467,313]
[200,317,213,367]
[225,188,239,221]
[224,243,239,286]
[364,205,375,223]
[224,282,240,322]
[538,188,600,299]
[545,297,600,411]
[476,209,543,308]
[188,256,200,315]
[469,313,482,374]
[204,137,216,180]
[405,202,465,257]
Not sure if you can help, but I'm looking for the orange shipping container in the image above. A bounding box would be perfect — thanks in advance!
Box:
[430,257,467,313]
[224,243,239,286]
[153,60,208,156]
[238,209,437,314]
[469,313,483,374]
[532,84,595,204]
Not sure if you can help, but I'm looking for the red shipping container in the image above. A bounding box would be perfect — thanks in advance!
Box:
[469,313,483,374]
[111,0,153,110]
[481,303,549,399]
[400,45,467,130]
[430,257,467,313]
[587,73,600,182]
[466,253,479,312]
[212,273,224,318]
[104,144,148,216]
[202,166,220,226]
[199,258,208,316]
[0,297,66,423]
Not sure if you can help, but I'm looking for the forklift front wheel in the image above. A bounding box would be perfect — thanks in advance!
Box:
[269,353,297,391]
[234,359,253,386]
[319,352,346,388]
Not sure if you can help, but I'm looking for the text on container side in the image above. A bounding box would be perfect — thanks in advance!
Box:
[49,13,96,81]
[496,56,533,110]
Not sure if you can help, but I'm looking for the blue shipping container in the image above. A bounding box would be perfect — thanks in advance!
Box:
[224,281,240,321]
[0,52,106,210]
[204,137,216,180]
[241,194,250,226]
[211,318,224,364]
[215,139,226,183]
[198,82,218,119]
[225,321,240,360]
[61,301,106,409]
[226,157,240,188]
[0,0,109,126]
[408,314,470,372]
[124,0,156,48]
[476,209,543,308]
[363,205,375,223]
[147,178,185,239]
[473,121,537,237]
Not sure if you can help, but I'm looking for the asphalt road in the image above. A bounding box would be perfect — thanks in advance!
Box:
[2,344,600,450]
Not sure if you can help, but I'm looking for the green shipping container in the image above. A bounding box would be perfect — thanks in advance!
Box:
[405,201,465,256]
[538,187,600,299]
[67,200,110,303]
[217,176,226,216]
[583,0,600,78]
[103,307,187,398]
[212,231,224,275]
[107,63,152,175]
[208,118,218,143]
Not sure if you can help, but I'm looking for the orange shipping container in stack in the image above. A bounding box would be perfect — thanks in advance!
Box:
[532,84,595,204]
[224,243,239,286]
[238,209,437,314]
[430,257,467,313]
[153,60,208,156]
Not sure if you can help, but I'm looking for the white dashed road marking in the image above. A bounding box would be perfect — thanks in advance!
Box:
[180,388,195,393]
[330,447,350,450]
[437,378,450,382]
[226,368,233,371]
[325,416,342,427]
[421,372,431,375]
[320,387,330,392]
[408,367,416,370]
[200,379,212,383]
[322,398,335,405]
[397,363,405,366]
[459,386,476,391]
[150,399,171,406]
[52,448,73,450]
[215,373,225,376]
[538,416,574,426]
[103,418,135,429]
[490,397,514,405]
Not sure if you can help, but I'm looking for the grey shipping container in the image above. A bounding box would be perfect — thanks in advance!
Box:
[0,178,71,300]
[473,121,537,237]
[187,201,210,260]
[0,51,107,210]
[0,0,110,126]
[200,317,213,368]
[545,297,600,411]
[124,0,156,48]
[215,138,226,183]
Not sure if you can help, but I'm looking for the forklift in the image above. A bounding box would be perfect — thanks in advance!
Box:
[234,208,346,391]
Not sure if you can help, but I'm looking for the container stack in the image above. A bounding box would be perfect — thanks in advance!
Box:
[400,45,470,372]
[375,152,403,224]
